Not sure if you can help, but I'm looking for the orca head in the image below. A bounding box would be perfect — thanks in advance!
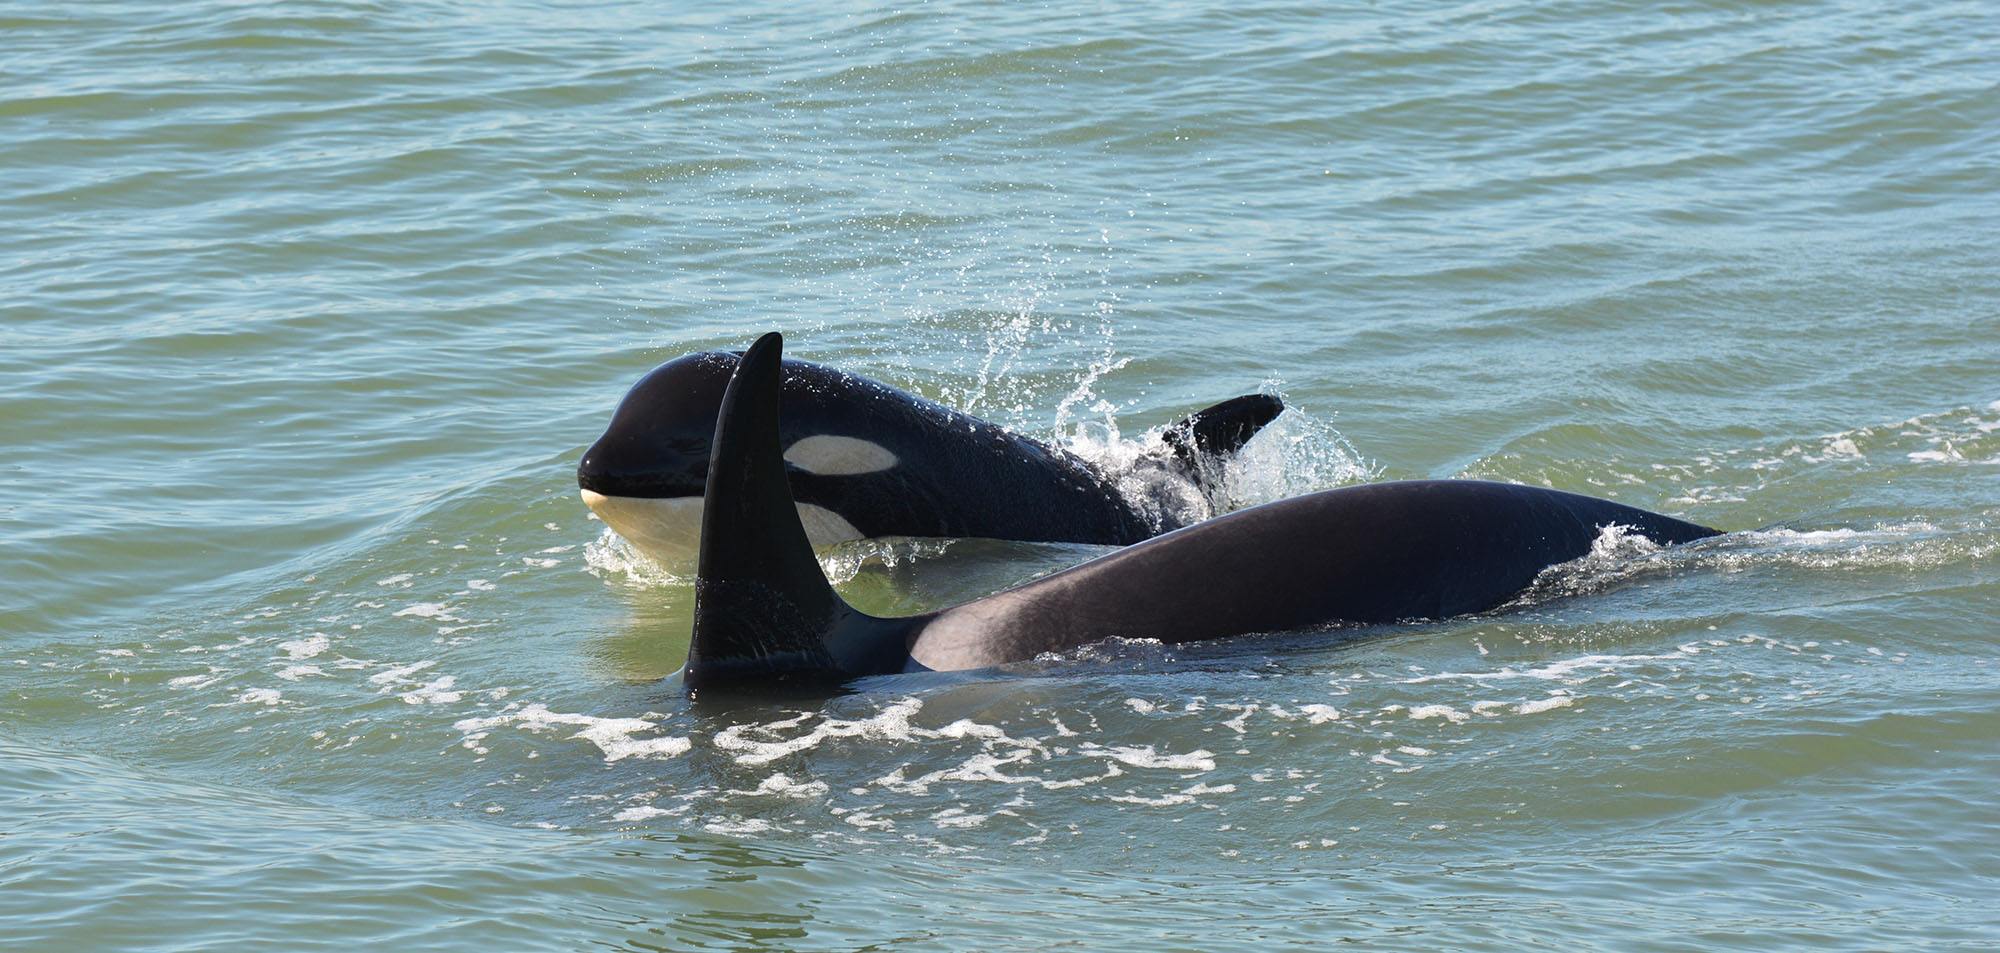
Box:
[579,351,889,566]
[577,352,737,565]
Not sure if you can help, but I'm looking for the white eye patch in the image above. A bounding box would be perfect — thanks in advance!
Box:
[783,435,899,475]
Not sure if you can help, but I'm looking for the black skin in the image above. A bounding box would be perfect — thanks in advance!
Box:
[580,351,1279,545]
[905,478,1722,670]
[685,333,1726,695]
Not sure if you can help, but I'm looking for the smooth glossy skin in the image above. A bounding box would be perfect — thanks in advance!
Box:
[907,479,1720,669]
[579,351,1280,564]
[683,334,1724,694]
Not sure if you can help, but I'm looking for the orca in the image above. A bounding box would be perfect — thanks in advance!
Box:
[683,333,1724,694]
[577,348,1282,566]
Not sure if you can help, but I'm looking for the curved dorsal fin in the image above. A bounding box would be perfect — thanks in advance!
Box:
[1161,393,1284,480]
[688,332,916,693]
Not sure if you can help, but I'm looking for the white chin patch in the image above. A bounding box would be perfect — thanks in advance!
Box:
[580,491,705,567]
[580,490,864,568]
[784,435,899,475]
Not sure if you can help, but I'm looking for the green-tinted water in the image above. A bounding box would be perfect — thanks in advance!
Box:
[4,1,1997,948]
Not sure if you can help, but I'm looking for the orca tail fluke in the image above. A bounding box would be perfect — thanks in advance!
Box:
[688,332,915,694]
[1162,393,1284,481]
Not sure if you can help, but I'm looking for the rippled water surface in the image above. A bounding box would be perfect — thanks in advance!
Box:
[4,1,1998,948]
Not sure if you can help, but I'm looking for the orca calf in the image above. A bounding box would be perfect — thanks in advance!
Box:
[684,333,1724,694]
[578,348,1282,566]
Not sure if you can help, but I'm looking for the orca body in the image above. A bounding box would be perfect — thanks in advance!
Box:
[578,349,1282,566]
[684,333,1725,694]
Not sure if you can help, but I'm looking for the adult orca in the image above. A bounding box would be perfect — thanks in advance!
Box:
[577,348,1282,566]
[683,333,1724,694]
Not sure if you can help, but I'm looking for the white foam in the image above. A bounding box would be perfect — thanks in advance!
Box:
[816,538,957,585]
[278,635,329,660]
[369,660,437,687]
[930,807,991,829]
[1406,704,1470,724]
[400,676,464,705]
[713,698,925,765]
[274,665,323,681]
[453,703,691,762]
[841,810,895,830]
[1080,744,1216,772]
[1107,791,1195,807]
[933,719,1010,741]
[1667,401,2000,501]
[1510,524,1669,605]
[237,688,282,706]
[874,751,1044,795]
[1298,704,1342,724]
[1516,696,1577,715]
[1057,401,1374,531]
[1714,521,1992,572]
[582,526,688,588]
[1405,647,1697,686]
[733,774,831,799]
[1211,407,1376,508]
[1743,524,1934,546]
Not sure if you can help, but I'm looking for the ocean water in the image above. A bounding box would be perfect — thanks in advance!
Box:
[4,0,1998,948]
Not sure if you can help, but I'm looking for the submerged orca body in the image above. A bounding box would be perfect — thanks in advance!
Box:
[578,350,1282,566]
[685,334,1725,693]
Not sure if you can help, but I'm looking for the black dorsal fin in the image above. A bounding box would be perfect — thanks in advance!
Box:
[687,332,914,693]
[1161,393,1284,477]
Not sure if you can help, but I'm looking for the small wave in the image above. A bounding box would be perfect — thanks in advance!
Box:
[585,524,960,590]
[1027,636,1176,670]
[1508,524,1668,606]
[1403,645,1703,686]
[1706,520,1998,573]
[1060,403,1377,531]
[1508,515,1997,608]
[818,537,960,585]
[1659,400,2000,506]
[582,526,687,588]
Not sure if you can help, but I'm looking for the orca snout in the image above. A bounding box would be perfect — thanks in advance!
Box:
[575,430,710,499]
[580,351,742,500]
[577,430,714,567]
